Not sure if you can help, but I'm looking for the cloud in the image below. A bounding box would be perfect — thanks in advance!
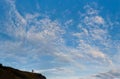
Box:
[1,1,120,79]
[72,4,112,65]
[49,76,79,79]
[94,16,105,24]
[0,0,65,67]
[36,67,75,75]
[1,0,115,70]
[80,69,120,79]
[1,0,84,70]
[83,4,99,15]
[83,15,104,26]
[64,19,73,26]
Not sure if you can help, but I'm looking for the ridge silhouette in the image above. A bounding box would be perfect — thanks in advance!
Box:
[0,64,46,79]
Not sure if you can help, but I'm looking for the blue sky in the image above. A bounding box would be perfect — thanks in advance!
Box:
[0,0,120,79]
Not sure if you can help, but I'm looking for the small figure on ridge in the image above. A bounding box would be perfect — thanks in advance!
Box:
[32,69,34,73]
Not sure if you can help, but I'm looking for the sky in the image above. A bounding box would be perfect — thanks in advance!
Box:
[0,0,120,79]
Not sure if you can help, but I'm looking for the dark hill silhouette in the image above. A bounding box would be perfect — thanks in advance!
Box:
[0,64,46,79]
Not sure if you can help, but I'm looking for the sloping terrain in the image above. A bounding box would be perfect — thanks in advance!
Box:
[0,64,46,79]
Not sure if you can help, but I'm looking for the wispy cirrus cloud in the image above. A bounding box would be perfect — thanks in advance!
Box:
[1,1,120,79]
[1,0,84,71]
[1,0,113,68]
[72,4,113,66]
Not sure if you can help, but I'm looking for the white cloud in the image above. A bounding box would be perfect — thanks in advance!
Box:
[94,16,104,24]
[0,0,66,68]
[2,0,113,70]
[72,3,113,66]
[1,0,84,71]
[36,67,75,75]
[78,40,112,65]
[84,4,99,15]
[1,1,120,79]
[64,19,73,26]
[83,15,104,26]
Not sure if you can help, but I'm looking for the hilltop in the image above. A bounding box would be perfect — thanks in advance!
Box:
[0,64,46,79]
